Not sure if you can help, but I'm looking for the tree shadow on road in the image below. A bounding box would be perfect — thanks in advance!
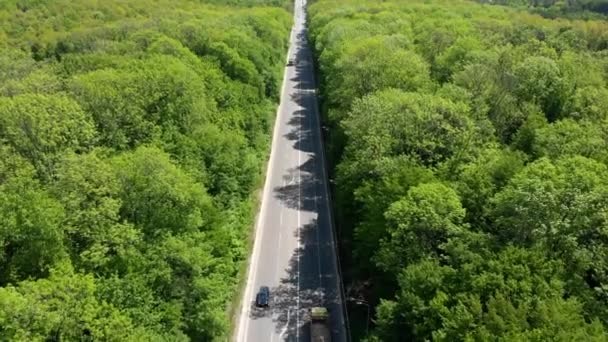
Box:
[273,157,320,212]
[284,107,314,154]
[247,219,325,341]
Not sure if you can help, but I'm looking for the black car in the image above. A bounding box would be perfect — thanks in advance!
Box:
[255,286,270,307]
[287,59,294,66]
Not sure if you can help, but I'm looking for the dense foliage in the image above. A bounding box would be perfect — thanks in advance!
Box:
[477,0,608,19]
[309,0,608,340]
[0,0,290,340]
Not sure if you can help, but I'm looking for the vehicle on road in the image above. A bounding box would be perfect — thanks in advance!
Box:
[287,59,295,66]
[310,307,331,342]
[255,286,270,307]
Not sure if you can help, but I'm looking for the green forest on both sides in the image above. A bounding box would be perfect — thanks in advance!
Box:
[309,0,608,340]
[0,0,291,340]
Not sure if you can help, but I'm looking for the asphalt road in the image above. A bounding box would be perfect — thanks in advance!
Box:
[235,0,348,341]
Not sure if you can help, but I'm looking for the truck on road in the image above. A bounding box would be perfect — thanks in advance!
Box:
[310,307,331,342]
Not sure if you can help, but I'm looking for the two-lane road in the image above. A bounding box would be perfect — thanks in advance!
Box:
[235,0,347,341]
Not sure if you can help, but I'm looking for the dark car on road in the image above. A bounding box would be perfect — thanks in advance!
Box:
[287,59,294,66]
[256,286,270,307]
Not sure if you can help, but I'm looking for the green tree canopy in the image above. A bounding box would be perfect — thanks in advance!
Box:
[375,182,467,274]
[0,94,95,177]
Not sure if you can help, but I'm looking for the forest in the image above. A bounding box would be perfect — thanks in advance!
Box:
[0,0,290,340]
[477,0,608,19]
[309,0,608,340]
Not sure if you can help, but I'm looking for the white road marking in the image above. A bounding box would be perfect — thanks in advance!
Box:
[296,94,302,342]
[310,103,323,290]
[280,309,290,339]
[275,181,284,282]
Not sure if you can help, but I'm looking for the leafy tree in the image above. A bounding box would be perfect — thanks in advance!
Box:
[193,124,260,204]
[375,183,467,274]
[341,89,481,169]
[50,150,140,273]
[490,156,608,319]
[69,56,215,150]
[511,105,550,154]
[327,36,433,113]
[112,146,217,239]
[490,156,608,249]
[0,94,95,177]
[434,36,485,82]
[451,50,530,143]
[352,157,435,276]
[532,118,608,162]
[373,247,605,341]
[565,86,608,122]
[0,268,166,341]
[454,146,526,229]
[0,146,65,284]
[514,56,565,120]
